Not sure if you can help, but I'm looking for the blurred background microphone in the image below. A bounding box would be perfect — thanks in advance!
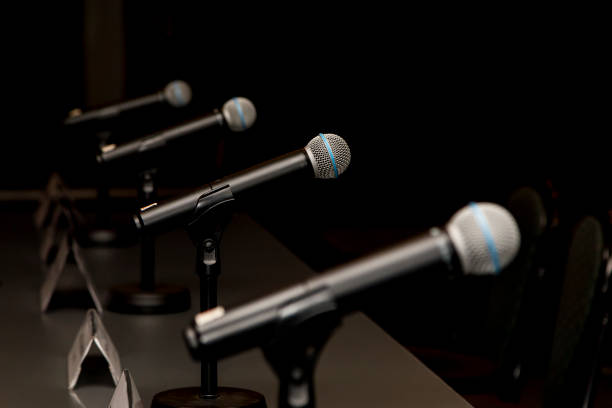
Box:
[184,202,521,360]
[97,97,256,164]
[64,80,192,126]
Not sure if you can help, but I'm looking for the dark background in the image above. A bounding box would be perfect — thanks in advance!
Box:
[6,3,608,262]
[3,1,609,289]
[2,3,610,405]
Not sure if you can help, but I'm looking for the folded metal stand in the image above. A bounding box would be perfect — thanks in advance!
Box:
[67,309,122,389]
[40,203,103,314]
[109,369,144,408]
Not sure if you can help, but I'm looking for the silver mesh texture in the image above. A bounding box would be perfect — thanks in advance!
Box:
[446,202,520,275]
[164,80,192,107]
[222,97,257,132]
[304,134,351,179]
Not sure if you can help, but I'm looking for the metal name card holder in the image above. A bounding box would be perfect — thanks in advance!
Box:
[68,370,142,408]
[37,180,85,265]
[40,229,103,313]
[68,390,87,408]
[67,309,123,390]
[38,188,102,313]
[33,172,66,230]
[39,203,70,264]
[109,369,144,408]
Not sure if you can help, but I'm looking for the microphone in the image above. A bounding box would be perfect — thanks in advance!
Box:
[183,202,521,360]
[133,133,351,232]
[64,80,192,125]
[97,97,257,164]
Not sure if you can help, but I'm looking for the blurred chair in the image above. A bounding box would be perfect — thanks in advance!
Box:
[543,216,607,407]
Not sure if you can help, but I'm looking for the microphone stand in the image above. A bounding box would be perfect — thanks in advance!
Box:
[151,185,266,407]
[262,296,341,408]
[106,168,191,314]
[87,131,119,245]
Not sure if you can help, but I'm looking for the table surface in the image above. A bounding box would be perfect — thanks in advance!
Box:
[0,211,472,407]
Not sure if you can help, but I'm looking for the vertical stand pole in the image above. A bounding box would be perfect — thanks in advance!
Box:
[106,168,190,314]
[197,237,220,398]
[138,169,157,292]
[95,131,113,230]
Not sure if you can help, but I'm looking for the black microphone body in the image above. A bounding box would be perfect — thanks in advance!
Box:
[97,112,223,163]
[134,149,311,233]
[212,150,310,195]
[134,133,352,233]
[97,97,257,164]
[64,93,165,125]
[184,201,522,360]
[64,80,192,126]
[184,229,456,360]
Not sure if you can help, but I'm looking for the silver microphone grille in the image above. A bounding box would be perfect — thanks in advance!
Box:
[446,202,520,275]
[304,133,351,179]
[164,80,192,107]
[222,97,257,132]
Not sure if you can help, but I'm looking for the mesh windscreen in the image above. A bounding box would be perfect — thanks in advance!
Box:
[164,80,192,107]
[305,134,351,179]
[446,203,521,275]
[222,97,256,131]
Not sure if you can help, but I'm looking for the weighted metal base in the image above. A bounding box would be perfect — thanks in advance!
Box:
[106,283,191,314]
[86,227,119,246]
[151,387,266,407]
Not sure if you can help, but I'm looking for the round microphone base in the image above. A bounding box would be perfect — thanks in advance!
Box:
[79,225,138,248]
[106,283,191,314]
[87,228,118,245]
[79,226,120,247]
[151,387,266,408]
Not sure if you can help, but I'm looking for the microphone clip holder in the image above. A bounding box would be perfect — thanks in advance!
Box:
[262,309,341,408]
[186,184,236,399]
[186,184,236,246]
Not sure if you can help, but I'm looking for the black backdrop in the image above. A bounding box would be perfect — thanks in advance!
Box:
[4,3,609,260]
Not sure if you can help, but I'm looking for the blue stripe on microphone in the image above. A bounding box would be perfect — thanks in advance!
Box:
[174,84,184,105]
[233,97,247,129]
[319,133,338,178]
[469,202,501,274]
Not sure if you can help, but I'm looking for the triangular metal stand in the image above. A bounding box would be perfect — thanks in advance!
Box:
[34,172,66,230]
[37,177,85,266]
[67,309,123,389]
[68,390,87,408]
[40,231,103,313]
[108,369,144,408]
[39,203,71,264]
